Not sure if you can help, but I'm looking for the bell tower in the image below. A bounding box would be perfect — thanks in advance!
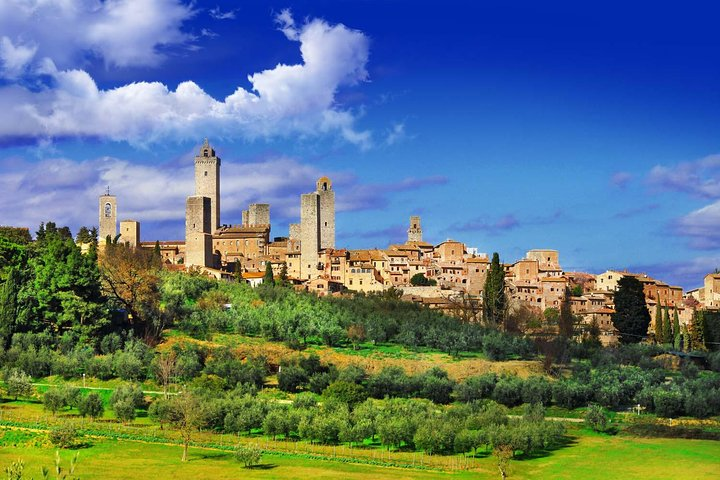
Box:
[194,138,221,232]
[99,187,117,244]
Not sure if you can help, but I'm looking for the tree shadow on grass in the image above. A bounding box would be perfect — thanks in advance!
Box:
[513,435,578,461]
[246,464,278,470]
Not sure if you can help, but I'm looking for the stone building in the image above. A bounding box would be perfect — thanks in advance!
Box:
[408,215,422,243]
[705,273,720,309]
[119,220,140,247]
[212,225,270,266]
[185,196,212,268]
[194,139,221,232]
[298,177,335,280]
[98,191,117,243]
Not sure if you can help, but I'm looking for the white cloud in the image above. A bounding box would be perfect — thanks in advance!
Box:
[0,0,193,70]
[0,10,371,147]
[0,36,37,79]
[648,154,720,199]
[209,6,236,20]
[675,200,720,249]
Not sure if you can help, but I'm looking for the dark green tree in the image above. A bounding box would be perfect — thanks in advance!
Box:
[483,252,506,327]
[662,307,672,344]
[153,240,161,259]
[410,273,436,286]
[263,261,275,286]
[234,259,243,283]
[654,302,664,344]
[611,276,650,344]
[672,309,681,350]
[0,267,22,348]
[279,261,289,286]
[689,310,706,350]
[558,287,574,338]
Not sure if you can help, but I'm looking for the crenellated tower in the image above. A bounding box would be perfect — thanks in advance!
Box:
[194,138,221,232]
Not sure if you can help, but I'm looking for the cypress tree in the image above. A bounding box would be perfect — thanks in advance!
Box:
[611,276,650,344]
[263,261,275,286]
[234,259,243,283]
[654,302,663,344]
[0,267,21,348]
[672,309,680,345]
[559,287,574,338]
[153,240,161,258]
[279,262,289,286]
[690,310,706,351]
[662,307,672,345]
[483,252,506,327]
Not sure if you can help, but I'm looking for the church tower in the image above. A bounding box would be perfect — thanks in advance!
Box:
[408,215,422,243]
[99,189,117,244]
[194,138,221,232]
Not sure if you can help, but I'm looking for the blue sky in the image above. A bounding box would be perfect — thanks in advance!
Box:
[1,1,719,288]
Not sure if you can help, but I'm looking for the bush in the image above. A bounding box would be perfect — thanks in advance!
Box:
[584,404,609,432]
[49,423,78,448]
[653,389,685,418]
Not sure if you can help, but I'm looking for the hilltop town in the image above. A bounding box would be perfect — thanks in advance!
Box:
[94,140,720,345]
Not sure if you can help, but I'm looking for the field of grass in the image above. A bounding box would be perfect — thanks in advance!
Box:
[0,425,718,479]
[167,330,545,380]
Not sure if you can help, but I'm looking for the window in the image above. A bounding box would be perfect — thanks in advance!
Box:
[104,202,112,217]
[204,171,208,176]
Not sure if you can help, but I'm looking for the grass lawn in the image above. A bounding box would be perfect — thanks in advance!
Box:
[0,423,718,479]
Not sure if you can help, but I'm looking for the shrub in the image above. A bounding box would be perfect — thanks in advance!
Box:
[521,376,552,405]
[277,365,308,393]
[49,423,78,448]
[552,380,590,409]
[584,404,609,432]
[653,389,685,418]
[323,381,368,406]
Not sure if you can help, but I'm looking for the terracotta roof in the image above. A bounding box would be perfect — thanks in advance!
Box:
[140,241,185,246]
[215,225,270,235]
[466,257,489,263]
[242,272,265,279]
[540,277,567,282]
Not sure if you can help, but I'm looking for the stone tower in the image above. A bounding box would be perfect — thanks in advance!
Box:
[99,190,117,244]
[185,196,212,268]
[119,220,140,247]
[194,138,221,232]
[299,177,336,279]
[300,193,320,279]
[408,215,422,243]
[317,177,335,250]
[248,203,270,227]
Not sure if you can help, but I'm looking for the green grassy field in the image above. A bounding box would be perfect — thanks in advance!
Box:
[0,427,718,480]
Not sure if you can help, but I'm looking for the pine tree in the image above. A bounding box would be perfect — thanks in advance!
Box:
[611,276,651,344]
[662,307,672,345]
[263,261,275,286]
[654,302,663,344]
[483,252,506,327]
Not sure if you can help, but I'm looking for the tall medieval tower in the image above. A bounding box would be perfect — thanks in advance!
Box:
[99,190,117,244]
[317,177,335,250]
[408,215,422,243]
[299,177,335,279]
[185,196,212,268]
[194,138,221,232]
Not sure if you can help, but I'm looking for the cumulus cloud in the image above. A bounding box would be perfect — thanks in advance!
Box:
[0,0,194,70]
[0,8,371,147]
[0,150,442,240]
